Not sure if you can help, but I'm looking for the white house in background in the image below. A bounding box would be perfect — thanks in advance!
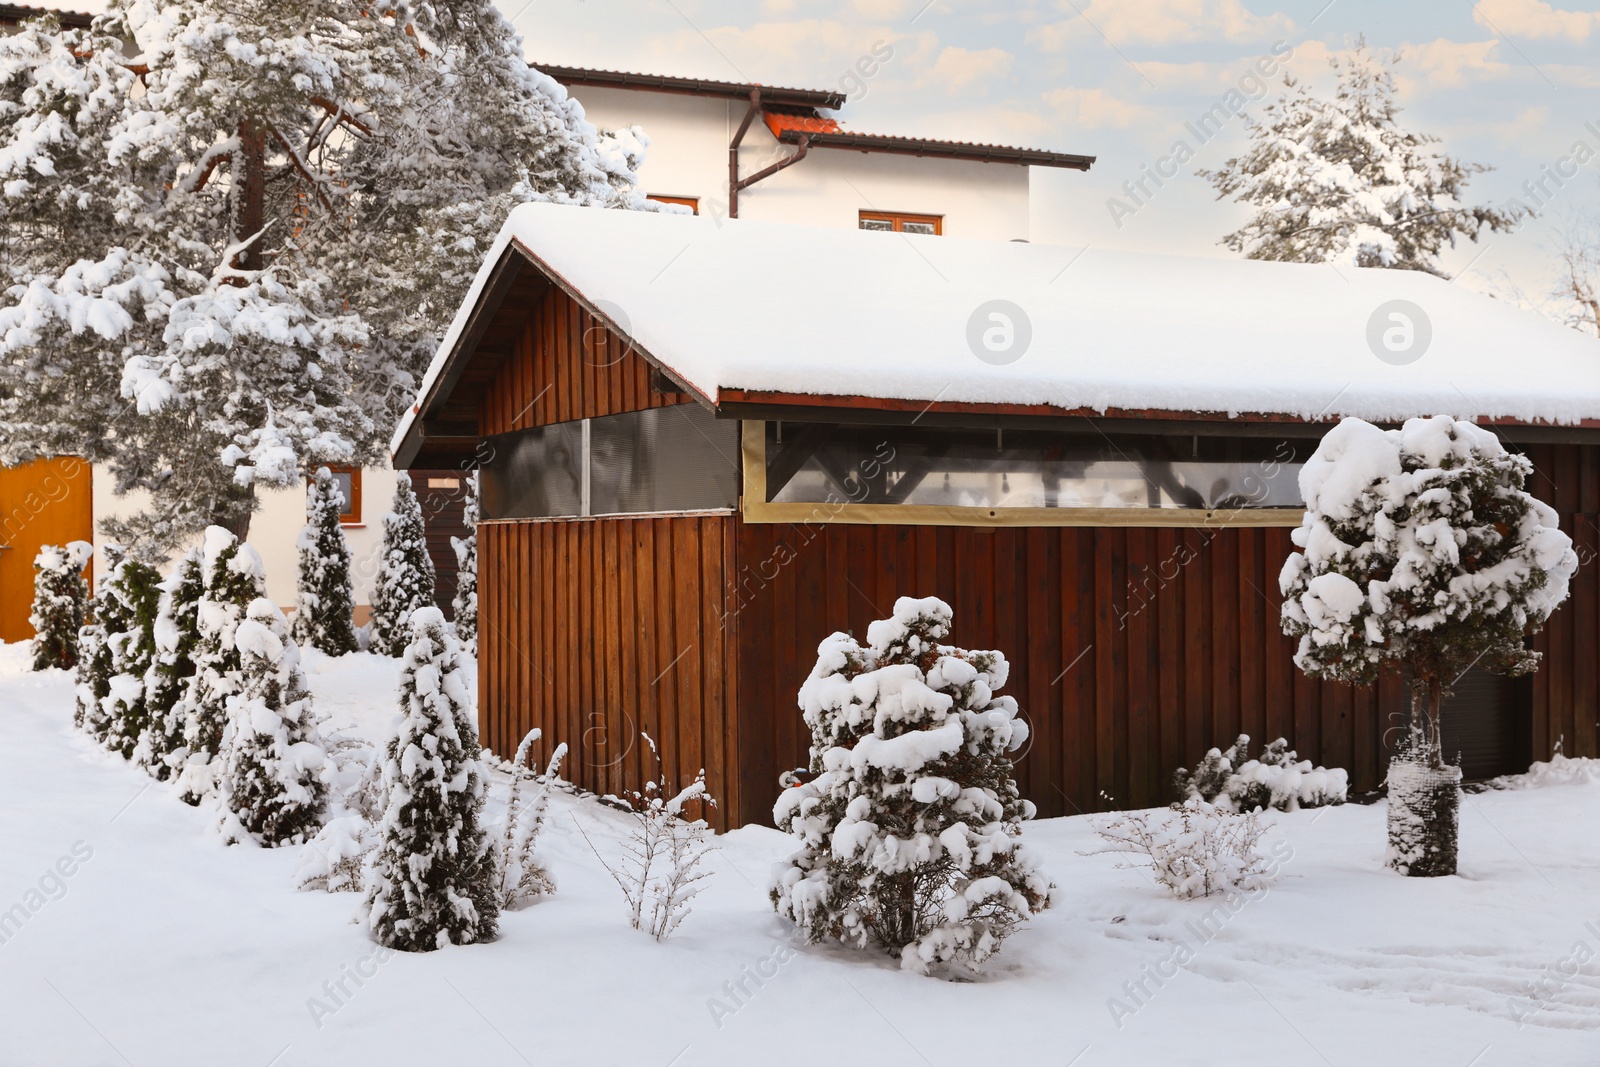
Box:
[536,64,1095,238]
[58,61,1095,620]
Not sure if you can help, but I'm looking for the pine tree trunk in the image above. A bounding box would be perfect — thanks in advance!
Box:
[1386,679,1460,877]
[210,481,256,541]
[233,119,268,276]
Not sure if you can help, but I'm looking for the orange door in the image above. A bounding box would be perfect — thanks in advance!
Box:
[0,458,93,643]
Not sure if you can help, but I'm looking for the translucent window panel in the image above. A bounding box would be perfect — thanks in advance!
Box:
[859,217,894,232]
[764,423,1312,510]
[901,221,938,235]
[590,404,739,515]
[480,421,584,519]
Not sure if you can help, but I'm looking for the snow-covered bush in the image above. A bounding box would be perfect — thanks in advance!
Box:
[75,544,125,740]
[138,550,205,780]
[100,558,163,760]
[290,467,358,656]
[369,474,437,657]
[29,541,90,671]
[1281,416,1576,876]
[1173,734,1347,813]
[1090,798,1279,900]
[174,528,268,804]
[293,737,385,893]
[581,735,714,941]
[450,472,479,654]
[362,608,498,951]
[497,729,566,910]
[215,599,329,847]
[771,596,1051,976]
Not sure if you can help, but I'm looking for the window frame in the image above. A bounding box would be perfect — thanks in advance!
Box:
[739,421,1305,529]
[648,195,700,214]
[859,211,943,235]
[324,464,362,525]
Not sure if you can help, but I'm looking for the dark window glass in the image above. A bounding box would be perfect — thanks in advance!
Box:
[481,421,583,520]
[764,423,1314,511]
[590,404,739,515]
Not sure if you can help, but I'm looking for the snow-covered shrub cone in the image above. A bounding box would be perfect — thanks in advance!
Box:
[75,544,126,740]
[450,472,479,655]
[174,528,268,805]
[293,737,384,893]
[1173,734,1347,813]
[497,728,566,910]
[771,596,1051,977]
[137,549,204,780]
[580,734,715,941]
[1089,797,1283,900]
[215,599,330,847]
[29,541,91,671]
[100,557,162,760]
[369,475,437,657]
[1280,417,1577,876]
[362,608,498,951]
[290,468,358,656]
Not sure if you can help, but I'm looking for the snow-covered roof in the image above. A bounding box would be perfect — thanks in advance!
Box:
[395,203,1600,457]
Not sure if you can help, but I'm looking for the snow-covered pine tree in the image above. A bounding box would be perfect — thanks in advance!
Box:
[76,544,126,740]
[370,474,437,657]
[771,596,1051,976]
[1281,416,1576,876]
[450,472,479,654]
[363,607,498,951]
[0,1,651,551]
[216,599,329,846]
[101,557,163,759]
[291,467,358,655]
[138,548,205,779]
[1198,39,1515,276]
[174,527,267,803]
[29,541,91,670]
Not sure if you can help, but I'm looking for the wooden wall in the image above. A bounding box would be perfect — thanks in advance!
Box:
[729,454,1600,828]
[478,289,687,439]
[0,458,93,643]
[478,515,741,830]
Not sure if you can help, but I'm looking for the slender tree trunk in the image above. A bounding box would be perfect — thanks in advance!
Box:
[232,118,267,277]
[1387,672,1460,876]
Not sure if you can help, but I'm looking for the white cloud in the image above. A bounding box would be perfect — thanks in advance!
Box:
[926,46,1012,92]
[1473,0,1600,42]
[1029,0,1295,49]
[1393,38,1508,90]
[1042,86,1151,128]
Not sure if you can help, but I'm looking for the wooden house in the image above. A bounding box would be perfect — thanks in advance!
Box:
[393,202,1600,830]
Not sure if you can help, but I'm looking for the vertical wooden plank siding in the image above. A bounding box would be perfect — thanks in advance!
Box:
[478,516,739,831]
[0,457,94,643]
[728,455,1600,826]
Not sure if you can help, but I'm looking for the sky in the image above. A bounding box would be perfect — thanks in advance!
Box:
[495,0,1600,309]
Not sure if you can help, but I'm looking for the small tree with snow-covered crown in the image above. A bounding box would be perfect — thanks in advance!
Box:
[363,607,498,951]
[291,467,358,655]
[101,557,163,759]
[76,544,126,740]
[175,527,267,803]
[138,549,204,780]
[217,599,329,846]
[771,596,1051,976]
[30,541,91,671]
[1281,416,1576,876]
[369,474,436,657]
[450,472,479,654]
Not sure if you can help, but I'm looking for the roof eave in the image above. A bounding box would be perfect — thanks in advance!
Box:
[534,65,846,110]
[776,129,1095,170]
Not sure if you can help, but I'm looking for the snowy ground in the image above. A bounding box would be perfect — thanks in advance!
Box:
[2,645,1599,1067]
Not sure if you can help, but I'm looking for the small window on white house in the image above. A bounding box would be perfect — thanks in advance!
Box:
[860,211,942,235]
[324,465,362,524]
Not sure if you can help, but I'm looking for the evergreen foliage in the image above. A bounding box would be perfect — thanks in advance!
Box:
[76,545,125,740]
[217,599,329,846]
[1198,39,1516,275]
[771,596,1050,976]
[291,467,358,655]
[1280,416,1576,875]
[0,0,652,548]
[101,557,163,759]
[29,540,91,670]
[138,548,205,779]
[450,472,478,654]
[363,607,498,951]
[175,527,267,803]
[370,474,436,658]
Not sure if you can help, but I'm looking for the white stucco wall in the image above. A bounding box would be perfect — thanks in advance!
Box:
[575,86,1031,240]
[91,464,397,610]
